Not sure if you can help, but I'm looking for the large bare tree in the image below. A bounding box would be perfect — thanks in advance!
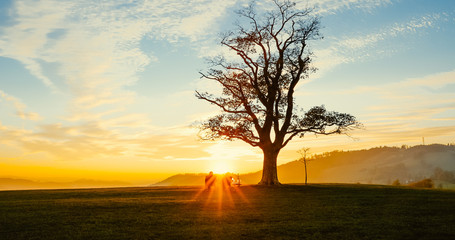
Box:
[196,0,360,185]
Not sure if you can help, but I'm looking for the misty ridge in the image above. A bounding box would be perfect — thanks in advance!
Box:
[0,178,131,191]
[154,144,455,188]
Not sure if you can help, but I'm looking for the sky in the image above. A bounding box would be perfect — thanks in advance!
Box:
[0,0,454,184]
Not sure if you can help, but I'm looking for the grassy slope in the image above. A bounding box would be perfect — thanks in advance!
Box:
[1,184,454,240]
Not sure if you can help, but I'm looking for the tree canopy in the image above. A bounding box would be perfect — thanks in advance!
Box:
[196,0,360,185]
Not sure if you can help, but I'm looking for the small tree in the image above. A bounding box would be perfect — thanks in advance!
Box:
[196,0,360,185]
[408,178,434,188]
[298,147,310,185]
[391,179,401,186]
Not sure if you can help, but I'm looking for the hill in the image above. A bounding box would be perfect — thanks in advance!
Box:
[1,184,454,239]
[154,144,455,187]
[153,173,207,186]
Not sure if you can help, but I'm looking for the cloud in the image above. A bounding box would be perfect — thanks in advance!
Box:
[306,0,392,15]
[0,90,42,121]
[338,13,441,48]
[0,1,72,92]
[0,0,452,171]
[0,111,261,169]
[360,125,455,145]
[0,118,189,161]
[343,70,455,121]
[0,0,238,122]
[313,12,445,77]
[313,69,455,148]
[0,0,245,165]
[286,67,455,158]
[176,1,236,41]
[337,69,455,96]
[398,70,455,90]
[251,0,392,15]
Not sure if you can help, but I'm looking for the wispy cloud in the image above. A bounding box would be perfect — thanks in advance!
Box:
[0,1,70,92]
[337,13,441,49]
[313,12,446,77]
[0,0,236,121]
[313,69,455,148]
[0,90,41,120]
[337,70,455,96]
[307,0,392,15]
[0,0,241,163]
[0,0,453,174]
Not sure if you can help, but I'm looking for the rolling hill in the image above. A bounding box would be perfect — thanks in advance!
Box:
[154,144,455,187]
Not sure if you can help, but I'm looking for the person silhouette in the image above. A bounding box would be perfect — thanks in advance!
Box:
[205,171,216,189]
[222,174,233,189]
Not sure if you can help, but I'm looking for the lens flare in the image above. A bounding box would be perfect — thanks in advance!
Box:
[211,161,232,174]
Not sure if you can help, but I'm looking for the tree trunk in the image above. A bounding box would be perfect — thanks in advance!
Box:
[258,148,281,185]
[304,159,307,185]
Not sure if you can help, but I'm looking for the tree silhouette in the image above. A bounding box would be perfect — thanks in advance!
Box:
[298,147,310,185]
[196,0,360,185]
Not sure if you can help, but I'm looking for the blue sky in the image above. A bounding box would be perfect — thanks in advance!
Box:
[0,0,454,183]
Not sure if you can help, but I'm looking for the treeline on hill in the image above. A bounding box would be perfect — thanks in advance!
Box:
[154,144,455,188]
[391,167,455,188]
[279,144,455,188]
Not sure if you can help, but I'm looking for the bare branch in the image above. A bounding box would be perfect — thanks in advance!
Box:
[195,1,360,165]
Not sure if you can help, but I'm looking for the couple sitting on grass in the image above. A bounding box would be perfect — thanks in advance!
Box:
[205,171,236,189]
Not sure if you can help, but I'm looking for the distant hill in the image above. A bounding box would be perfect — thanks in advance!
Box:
[153,173,207,186]
[275,144,455,185]
[153,144,455,187]
[0,178,131,190]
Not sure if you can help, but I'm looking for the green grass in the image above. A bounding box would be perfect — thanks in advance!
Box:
[1,184,455,239]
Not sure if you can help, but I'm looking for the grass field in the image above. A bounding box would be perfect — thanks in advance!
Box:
[1,184,455,239]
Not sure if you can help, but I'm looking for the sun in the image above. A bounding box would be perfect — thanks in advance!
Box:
[211,161,233,174]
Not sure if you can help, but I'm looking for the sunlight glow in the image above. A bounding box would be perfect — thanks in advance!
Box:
[211,161,233,174]
[0,0,454,189]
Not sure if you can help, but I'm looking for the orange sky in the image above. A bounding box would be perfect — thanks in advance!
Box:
[1,0,454,185]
